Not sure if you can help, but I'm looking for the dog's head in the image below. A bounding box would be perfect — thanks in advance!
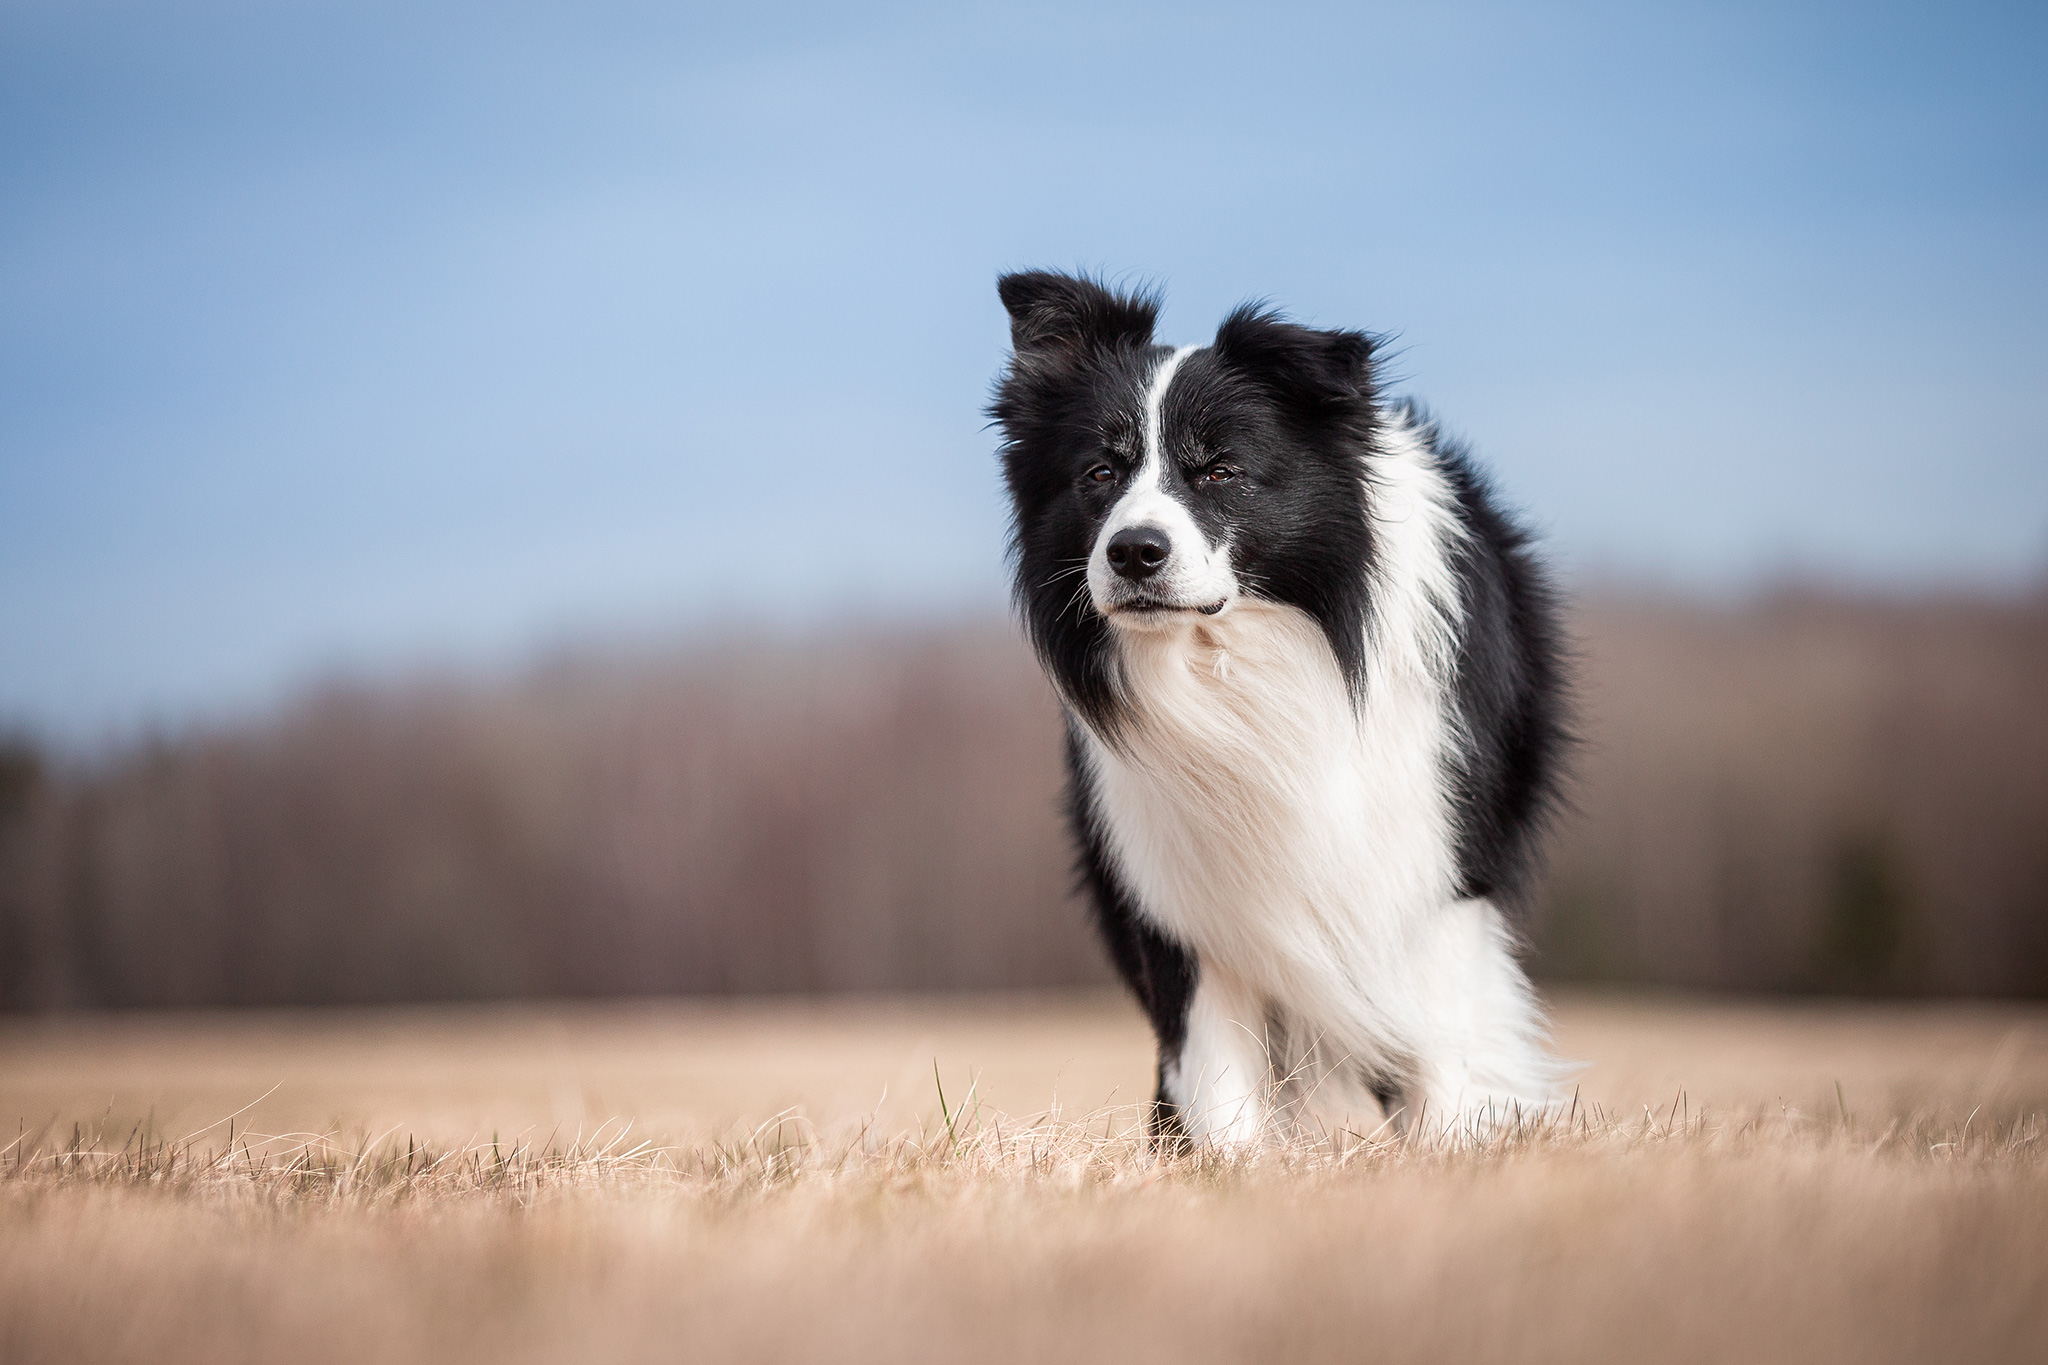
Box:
[990,271,1379,724]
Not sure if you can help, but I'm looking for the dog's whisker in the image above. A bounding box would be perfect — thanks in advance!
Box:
[1038,564,1091,592]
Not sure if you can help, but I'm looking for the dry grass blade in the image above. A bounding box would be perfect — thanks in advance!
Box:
[3,1102,2046,1365]
[3,1096,2042,1204]
[4,994,2047,1363]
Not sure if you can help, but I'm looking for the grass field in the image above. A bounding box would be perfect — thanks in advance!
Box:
[4,989,2046,1363]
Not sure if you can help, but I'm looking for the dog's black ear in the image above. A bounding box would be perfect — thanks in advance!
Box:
[998,271,1157,355]
[1212,305,1374,409]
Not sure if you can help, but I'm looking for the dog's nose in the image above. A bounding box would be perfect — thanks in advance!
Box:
[1106,525,1171,581]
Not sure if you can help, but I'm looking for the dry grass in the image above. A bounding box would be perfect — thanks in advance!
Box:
[4,992,2046,1363]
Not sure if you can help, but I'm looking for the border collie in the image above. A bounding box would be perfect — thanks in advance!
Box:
[990,271,1569,1145]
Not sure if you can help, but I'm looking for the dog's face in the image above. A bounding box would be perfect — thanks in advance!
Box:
[990,271,1380,724]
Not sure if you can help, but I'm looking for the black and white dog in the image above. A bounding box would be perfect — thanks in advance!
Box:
[990,271,1569,1144]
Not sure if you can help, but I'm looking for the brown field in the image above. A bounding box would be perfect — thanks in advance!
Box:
[4,990,2047,1364]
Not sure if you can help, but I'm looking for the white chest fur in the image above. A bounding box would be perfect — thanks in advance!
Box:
[1070,418,1559,1135]
[1076,596,1462,1061]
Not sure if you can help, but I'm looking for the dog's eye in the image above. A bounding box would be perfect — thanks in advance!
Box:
[1201,462,1241,484]
[1085,464,1116,484]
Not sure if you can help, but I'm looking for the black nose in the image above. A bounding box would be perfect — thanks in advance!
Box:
[1106,525,1171,581]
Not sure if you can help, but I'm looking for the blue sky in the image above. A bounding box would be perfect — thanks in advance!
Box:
[4,0,2044,738]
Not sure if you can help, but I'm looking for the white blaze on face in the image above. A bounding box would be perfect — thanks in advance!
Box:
[1087,345,1239,623]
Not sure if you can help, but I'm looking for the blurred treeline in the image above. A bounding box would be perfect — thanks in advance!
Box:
[2,594,2044,1011]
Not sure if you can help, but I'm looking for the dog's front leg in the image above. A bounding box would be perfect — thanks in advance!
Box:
[1158,968,1272,1148]
[1394,897,1563,1140]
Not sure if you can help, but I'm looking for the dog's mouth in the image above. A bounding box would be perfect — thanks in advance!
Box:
[1112,598,1229,617]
